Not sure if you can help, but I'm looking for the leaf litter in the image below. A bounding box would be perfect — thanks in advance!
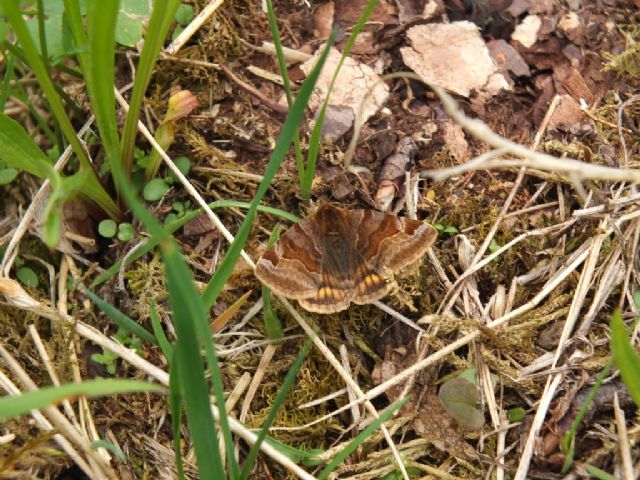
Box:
[1,0,640,478]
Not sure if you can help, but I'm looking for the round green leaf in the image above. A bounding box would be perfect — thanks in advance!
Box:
[438,377,485,430]
[175,4,194,25]
[507,407,525,423]
[163,212,178,226]
[168,156,191,182]
[117,223,134,242]
[0,168,18,185]
[98,219,117,238]
[17,267,39,288]
[143,178,170,201]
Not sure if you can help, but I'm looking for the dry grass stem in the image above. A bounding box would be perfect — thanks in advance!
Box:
[164,0,224,55]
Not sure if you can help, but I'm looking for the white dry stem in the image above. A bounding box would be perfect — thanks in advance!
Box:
[239,344,276,423]
[0,278,317,480]
[0,345,115,480]
[164,0,224,55]
[0,369,95,478]
[27,325,79,425]
[424,87,640,183]
[613,392,635,480]
[339,344,361,427]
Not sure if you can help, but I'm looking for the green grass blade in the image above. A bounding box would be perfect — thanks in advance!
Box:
[240,338,313,479]
[2,0,120,219]
[0,48,16,110]
[264,0,306,188]
[561,357,612,472]
[318,396,408,479]
[584,465,617,480]
[62,0,92,95]
[88,7,233,475]
[121,0,182,175]
[611,309,640,407]
[0,379,161,421]
[300,0,378,199]
[79,285,156,344]
[168,352,186,480]
[151,302,173,360]
[201,34,336,308]
[85,0,121,178]
[164,246,226,479]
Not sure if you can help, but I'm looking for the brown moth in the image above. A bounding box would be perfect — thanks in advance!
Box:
[254,204,437,314]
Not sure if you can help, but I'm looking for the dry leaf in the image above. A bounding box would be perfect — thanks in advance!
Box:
[400,22,509,98]
[298,46,389,140]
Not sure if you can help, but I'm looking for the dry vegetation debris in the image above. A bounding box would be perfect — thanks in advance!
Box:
[1,0,640,479]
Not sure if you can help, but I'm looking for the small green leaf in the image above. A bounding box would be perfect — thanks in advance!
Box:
[91,439,126,461]
[164,213,178,226]
[115,12,143,47]
[143,178,170,201]
[443,225,459,234]
[507,407,525,423]
[168,155,191,182]
[99,219,117,238]
[174,4,193,25]
[17,267,39,288]
[117,223,134,242]
[438,377,485,429]
[0,168,17,184]
[489,238,501,254]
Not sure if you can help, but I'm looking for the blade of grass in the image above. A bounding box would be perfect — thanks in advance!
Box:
[0,379,161,421]
[165,247,226,479]
[201,33,336,308]
[169,350,186,480]
[561,357,612,472]
[121,0,182,176]
[86,1,233,474]
[300,0,378,199]
[2,0,120,219]
[262,225,283,339]
[240,338,313,479]
[0,47,15,110]
[79,284,156,344]
[264,0,305,189]
[90,201,298,288]
[583,465,617,480]
[317,396,409,479]
[85,0,121,180]
[151,302,173,360]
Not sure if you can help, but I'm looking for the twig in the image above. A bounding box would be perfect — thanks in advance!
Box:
[164,0,224,55]
[218,62,288,114]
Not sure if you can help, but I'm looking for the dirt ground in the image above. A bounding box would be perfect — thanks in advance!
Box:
[1,0,640,478]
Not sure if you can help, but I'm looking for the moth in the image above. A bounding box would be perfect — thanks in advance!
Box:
[255,204,437,313]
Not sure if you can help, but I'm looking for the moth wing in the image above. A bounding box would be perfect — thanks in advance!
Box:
[254,221,322,299]
[352,210,437,274]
